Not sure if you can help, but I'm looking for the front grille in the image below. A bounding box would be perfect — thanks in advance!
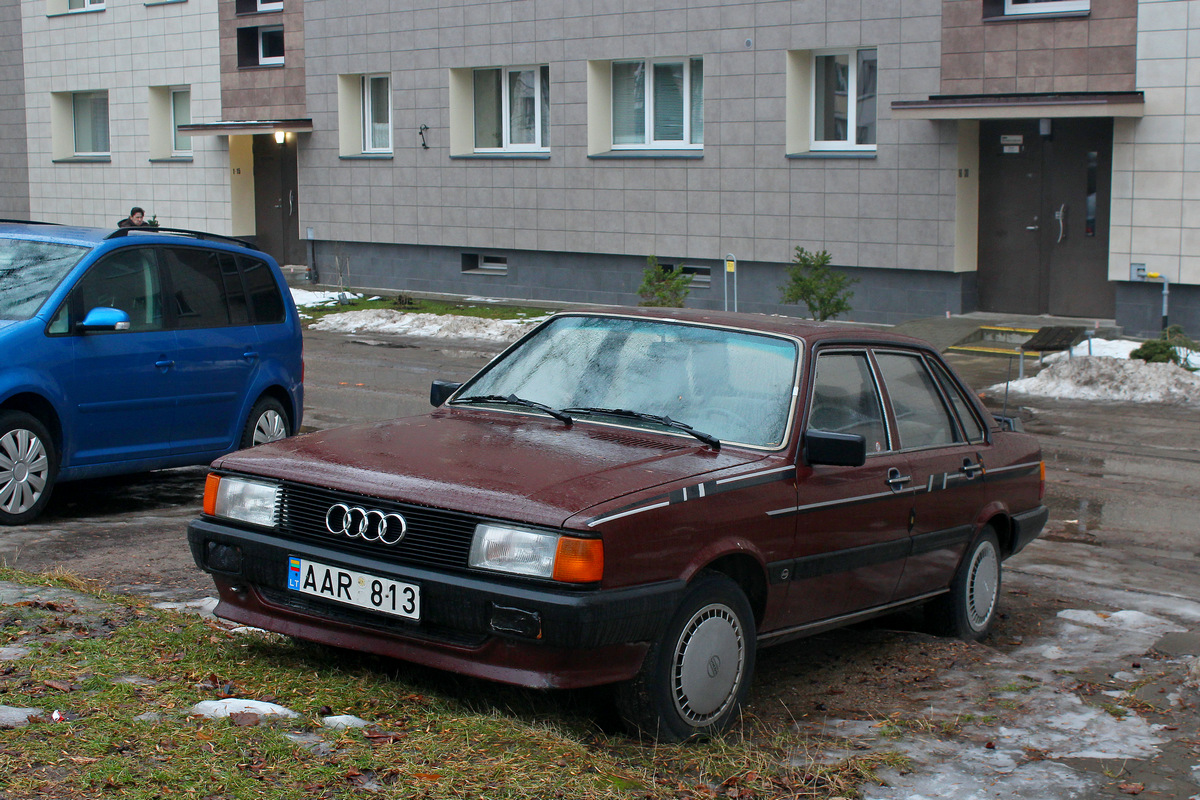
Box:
[278,482,479,570]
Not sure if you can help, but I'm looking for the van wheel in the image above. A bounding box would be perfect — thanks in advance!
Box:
[928,528,1001,641]
[240,397,289,448]
[0,411,58,526]
[615,573,756,742]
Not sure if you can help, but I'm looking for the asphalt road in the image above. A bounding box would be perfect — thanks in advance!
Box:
[3,327,1198,798]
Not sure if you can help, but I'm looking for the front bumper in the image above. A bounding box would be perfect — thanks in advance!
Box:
[188,518,683,689]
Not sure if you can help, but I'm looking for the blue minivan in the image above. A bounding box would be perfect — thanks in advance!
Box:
[0,222,303,524]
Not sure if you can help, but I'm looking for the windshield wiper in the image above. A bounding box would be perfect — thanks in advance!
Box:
[453,394,573,425]
[562,407,720,449]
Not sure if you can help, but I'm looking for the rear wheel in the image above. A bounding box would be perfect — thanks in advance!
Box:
[240,397,290,449]
[615,572,756,741]
[928,528,1001,641]
[0,411,58,526]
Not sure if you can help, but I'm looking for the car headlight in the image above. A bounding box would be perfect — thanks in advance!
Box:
[204,473,280,528]
[469,523,603,583]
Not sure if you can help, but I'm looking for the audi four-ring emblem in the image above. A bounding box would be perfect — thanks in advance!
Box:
[324,503,407,545]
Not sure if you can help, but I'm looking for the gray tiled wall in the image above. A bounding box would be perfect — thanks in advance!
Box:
[0,0,30,219]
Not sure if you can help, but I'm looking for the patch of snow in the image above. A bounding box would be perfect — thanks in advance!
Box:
[1044,338,1142,362]
[0,646,29,661]
[322,714,369,729]
[153,597,218,616]
[0,706,41,728]
[991,355,1200,404]
[310,308,548,341]
[290,288,364,308]
[190,698,299,719]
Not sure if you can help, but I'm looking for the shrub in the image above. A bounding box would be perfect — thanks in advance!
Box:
[1130,325,1199,368]
[780,246,857,321]
[637,256,692,307]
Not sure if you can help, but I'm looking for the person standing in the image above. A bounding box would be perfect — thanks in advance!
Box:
[117,207,149,228]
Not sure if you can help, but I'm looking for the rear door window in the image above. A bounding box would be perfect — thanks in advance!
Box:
[929,359,987,443]
[872,352,959,450]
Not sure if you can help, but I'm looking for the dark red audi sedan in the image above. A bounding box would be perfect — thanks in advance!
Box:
[189,307,1046,741]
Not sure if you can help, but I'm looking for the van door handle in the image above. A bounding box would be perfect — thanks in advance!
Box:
[155,359,175,370]
[886,468,912,491]
[243,350,260,362]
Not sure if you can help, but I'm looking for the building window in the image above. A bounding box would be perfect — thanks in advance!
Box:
[1004,0,1088,14]
[258,26,284,65]
[471,66,549,152]
[67,0,104,9]
[72,91,109,156]
[362,75,391,153]
[171,89,192,155]
[237,25,284,67]
[811,49,876,151]
[256,0,282,10]
[462,253,508,275]
[611,58,702,149]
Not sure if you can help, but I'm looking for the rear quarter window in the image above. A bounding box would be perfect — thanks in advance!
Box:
[241,257,284,324]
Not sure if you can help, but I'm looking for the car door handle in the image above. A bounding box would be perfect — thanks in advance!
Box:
[243,350,260,362]
[155,359,175,370]
[886,468,912,491]
[963,458,984,479]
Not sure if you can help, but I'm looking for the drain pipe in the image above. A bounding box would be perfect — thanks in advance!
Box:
[1147,272,1170,331]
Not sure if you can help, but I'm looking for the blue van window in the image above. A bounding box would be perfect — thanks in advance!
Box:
[241,257,284,324]
[0,239,88,321]
[163,247,231,329]
[219,253,250,325]
[70,249,163,332]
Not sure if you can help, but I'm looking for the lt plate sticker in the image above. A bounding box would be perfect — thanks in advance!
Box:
[288,557,420,620]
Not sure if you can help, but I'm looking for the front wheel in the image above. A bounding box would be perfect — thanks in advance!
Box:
[240,397,290,449]
[0,411,58,526]
[928,528,1001,641]
[615,572,756,742]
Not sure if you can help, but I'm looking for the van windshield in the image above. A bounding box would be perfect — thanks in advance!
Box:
[0,239,89,320]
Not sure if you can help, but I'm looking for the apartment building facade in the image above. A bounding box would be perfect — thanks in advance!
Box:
[5,0,1198,337]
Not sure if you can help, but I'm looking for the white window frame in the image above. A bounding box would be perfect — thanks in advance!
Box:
[361,74,392,153]
[171,88,192,156]
[472,65,550,153]
[258,26,284,66]
[67,0,104,10]
[72,91,110,156]
[256,0,282,10]
[809,48,877,153]
[610,57,703,150]
[1004,0,1089,14]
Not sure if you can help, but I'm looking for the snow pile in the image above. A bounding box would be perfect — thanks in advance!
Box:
[290,288,365,308]
[993,355,1200,404]
[310,308,547,341]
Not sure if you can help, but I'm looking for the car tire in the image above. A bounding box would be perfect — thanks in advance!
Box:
[928,527,1002,641]
[240,397,290,449]
[615,572,756,742]
[0,411,58,526]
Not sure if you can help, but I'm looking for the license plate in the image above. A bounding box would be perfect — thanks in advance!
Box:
[288,557,420,621]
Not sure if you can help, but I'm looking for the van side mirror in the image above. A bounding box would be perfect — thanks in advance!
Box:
[430,380,463,407]
[804,429,866,467]
[78,307,131,332]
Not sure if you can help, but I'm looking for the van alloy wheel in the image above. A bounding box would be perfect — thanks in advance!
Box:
[0,411,58,525]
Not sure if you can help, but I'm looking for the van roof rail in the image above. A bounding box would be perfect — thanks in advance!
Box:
[105,226,261,251]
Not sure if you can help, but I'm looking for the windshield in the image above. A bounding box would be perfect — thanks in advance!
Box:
[0,239,89,320]
[456,315,800,448]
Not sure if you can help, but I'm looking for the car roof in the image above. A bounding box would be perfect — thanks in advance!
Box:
[560,305,938,349]
[0,221,261,254]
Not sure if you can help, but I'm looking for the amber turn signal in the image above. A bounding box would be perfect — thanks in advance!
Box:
[552,537,604,583]
[203,473,221,516]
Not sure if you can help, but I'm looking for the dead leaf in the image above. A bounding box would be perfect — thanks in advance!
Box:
[43,680,73,693]
[228,712,260,727]
[412,773,442,781]
[1119,783,1145,795]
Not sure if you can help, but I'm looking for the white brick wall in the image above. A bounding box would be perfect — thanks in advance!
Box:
[21,0,229,231]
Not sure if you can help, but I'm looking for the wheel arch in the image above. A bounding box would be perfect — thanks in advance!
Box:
[696,553,768,629]
[0,393,64,458]
[249,385,298,435]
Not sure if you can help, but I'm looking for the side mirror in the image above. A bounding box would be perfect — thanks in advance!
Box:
[804,429,866,467]
[78,307,131,332]
[430,380,463,407]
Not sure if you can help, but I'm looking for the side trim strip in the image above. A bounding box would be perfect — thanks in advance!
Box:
[757,590,946,643]
[586,464,796,527]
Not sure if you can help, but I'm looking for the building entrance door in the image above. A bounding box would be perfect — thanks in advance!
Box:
[977,118,1115,318]
[252,133,304,266]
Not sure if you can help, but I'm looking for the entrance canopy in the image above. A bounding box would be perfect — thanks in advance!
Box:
[891,92,1144,120]
[177,119,313,137]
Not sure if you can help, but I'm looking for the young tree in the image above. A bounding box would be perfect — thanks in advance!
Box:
[780,246,857,321]
[638,256,692,307]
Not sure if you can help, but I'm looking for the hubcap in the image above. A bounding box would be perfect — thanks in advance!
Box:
[0,428,49,515]
[966,541,1000,630]
[252,409,287,445]
[672,603,745,725]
